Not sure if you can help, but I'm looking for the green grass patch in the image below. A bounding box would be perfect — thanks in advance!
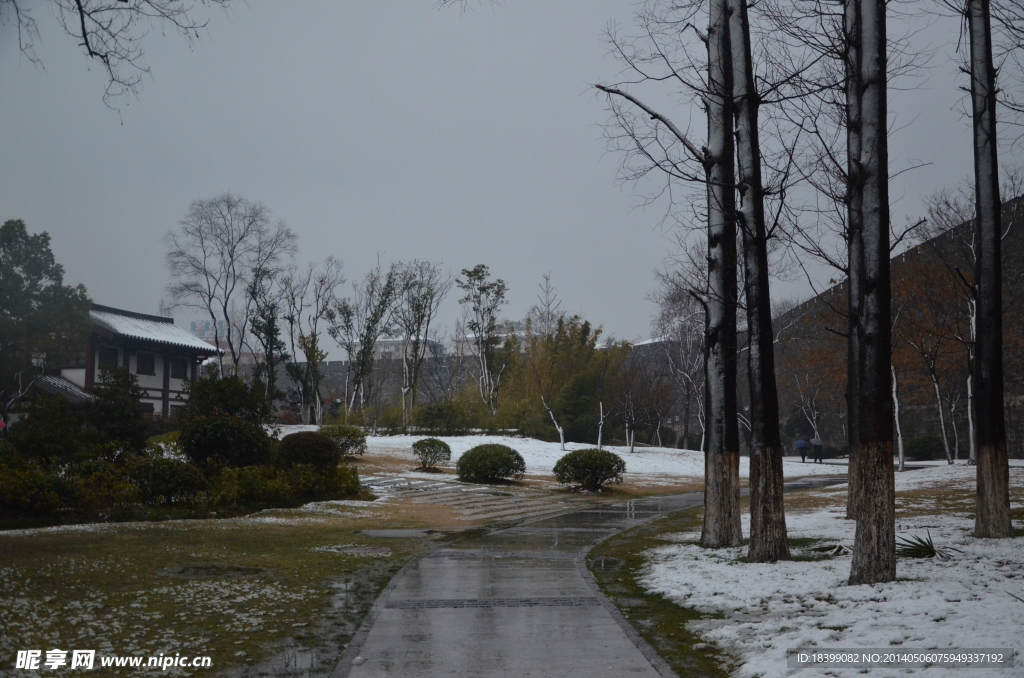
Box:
[0,517,427,677]
[586,507,731,678]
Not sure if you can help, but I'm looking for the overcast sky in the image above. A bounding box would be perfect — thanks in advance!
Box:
[0,1,1016,351]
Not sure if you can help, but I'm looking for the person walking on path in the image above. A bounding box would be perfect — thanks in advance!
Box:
[795,439,809,463]
[810,438,824,464]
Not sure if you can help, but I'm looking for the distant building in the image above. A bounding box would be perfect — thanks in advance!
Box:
[58,304,221,418]
[371,334,445,362]
[190,319,227,341]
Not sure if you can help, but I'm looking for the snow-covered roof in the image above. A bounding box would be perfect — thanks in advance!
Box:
[90,304,220,354]
[34,376,95,406]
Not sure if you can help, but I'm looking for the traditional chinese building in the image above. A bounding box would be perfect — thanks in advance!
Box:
[58,304,220,418]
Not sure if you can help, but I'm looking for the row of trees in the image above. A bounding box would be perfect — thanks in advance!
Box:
[162,206,690,450]
[596,0,1019,582]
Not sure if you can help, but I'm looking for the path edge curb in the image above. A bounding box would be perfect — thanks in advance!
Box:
[328,555,420,678]
[574,495,705,678]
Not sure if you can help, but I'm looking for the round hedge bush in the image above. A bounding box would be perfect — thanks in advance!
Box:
[552,448,626,491]
[412,438,451,470]
[179,415,272,468]
[456,444,525,483]
[319,424,368,456]
[278,432,342,470]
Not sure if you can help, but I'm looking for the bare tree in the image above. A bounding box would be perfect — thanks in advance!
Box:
[596,0,742,548]
[961,0,1015,538]
[165,194,296,376]
[329,262,400,413]
[845,0,897,586]
[393,261,451,426]
[247,267,290,409]
[2,0,229,102]
[729,0,791,561]
[456,264,509,415]
[282,259,344,425]
[527,272,565,337]
[652,261,707,451]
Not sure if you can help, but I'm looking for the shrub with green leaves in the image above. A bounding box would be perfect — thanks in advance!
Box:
[552,448,626,491]
[128,457,207,505]
[66,459,141,515]
[208,463,359,507]
[178,415,272,468]
[285,464,360,502]
[0,461,62,517]
[412,438,451,469]
[278,431,341,470]
[412,401,469,435]
[7,396,93,466]
[905,435,944,461]
[456,444,525,483]
[319,424,367,456]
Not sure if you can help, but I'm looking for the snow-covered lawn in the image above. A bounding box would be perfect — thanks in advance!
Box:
[640,464,1024,678]
[280,427,846,480]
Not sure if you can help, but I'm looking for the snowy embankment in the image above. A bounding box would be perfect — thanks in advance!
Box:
[640,464,1024,678]
[278,427,844,480]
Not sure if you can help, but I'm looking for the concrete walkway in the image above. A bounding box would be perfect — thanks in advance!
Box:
[332,478,844,678]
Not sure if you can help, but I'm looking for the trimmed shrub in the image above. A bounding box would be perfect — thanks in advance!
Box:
[319,425,367,456]
[456,444,525,483]
[905,435,944,462]
[412,438,451,469]
[128,457,208,505]
[278,432,341,470]
[179,415,272,468]
[552,448,626,491]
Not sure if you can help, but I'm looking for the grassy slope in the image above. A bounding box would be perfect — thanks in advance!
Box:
[585,507,732,678]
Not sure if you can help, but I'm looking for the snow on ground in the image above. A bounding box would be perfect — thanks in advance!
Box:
[279,426,846,480]
[640,464,1024,678]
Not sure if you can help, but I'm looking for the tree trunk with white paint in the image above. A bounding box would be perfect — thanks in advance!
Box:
[847,0,896,586]
[966,0,1013,539]
[701,0,742,550]
[892,365,905,472]
[729,0,789,563]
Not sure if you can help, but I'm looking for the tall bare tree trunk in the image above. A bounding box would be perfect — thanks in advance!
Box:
[892,365,905,472]
[730,0,789,562]
[701,0,742,549]
[967,0,1013,538]
[931,374,953,464]
[848,0,896,585]
[845,0,865,522]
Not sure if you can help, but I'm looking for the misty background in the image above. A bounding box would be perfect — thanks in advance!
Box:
[0,0,1011,352]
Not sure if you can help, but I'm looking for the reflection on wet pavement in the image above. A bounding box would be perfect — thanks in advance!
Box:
[335,475,846,677]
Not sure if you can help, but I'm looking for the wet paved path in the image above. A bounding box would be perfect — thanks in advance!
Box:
[333,477,845,678]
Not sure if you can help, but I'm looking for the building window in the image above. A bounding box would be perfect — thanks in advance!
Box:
[139,402,156,418]
[137,352,156,376]
[170,404,186,420]
[170,358,188,380]
[98,347,119,372]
